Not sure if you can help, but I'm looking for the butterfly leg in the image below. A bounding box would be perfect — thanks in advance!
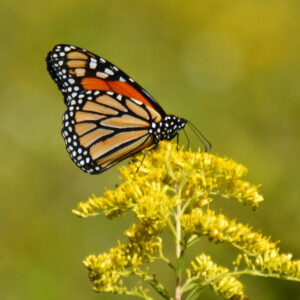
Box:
[135,143,159,173]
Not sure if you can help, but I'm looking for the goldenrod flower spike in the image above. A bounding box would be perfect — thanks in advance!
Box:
[186,253,247,300]
[73,141,300,299]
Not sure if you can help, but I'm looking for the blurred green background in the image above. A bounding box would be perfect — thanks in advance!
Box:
[1,0,300,299]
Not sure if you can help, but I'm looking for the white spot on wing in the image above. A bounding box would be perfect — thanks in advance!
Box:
[89,61,97,69]
[104,68,114,76]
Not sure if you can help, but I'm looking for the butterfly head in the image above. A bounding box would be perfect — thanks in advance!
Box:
[151,115,187,142]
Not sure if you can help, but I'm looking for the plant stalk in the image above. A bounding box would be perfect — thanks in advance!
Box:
[175,200,182,300]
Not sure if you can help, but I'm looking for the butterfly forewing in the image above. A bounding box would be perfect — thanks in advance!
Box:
[46,44,165,114]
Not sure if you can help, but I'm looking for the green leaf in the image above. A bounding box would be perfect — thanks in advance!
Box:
[182,282,198,293]
[186,286,204,300]
[176,254,185,272]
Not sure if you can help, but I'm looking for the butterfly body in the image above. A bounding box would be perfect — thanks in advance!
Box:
[47,44,186,174]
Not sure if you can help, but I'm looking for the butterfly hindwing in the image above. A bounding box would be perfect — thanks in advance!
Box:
[62,90,155,174]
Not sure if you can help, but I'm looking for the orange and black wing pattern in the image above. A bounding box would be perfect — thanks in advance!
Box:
[46,44,168,174]
[46,44,165,114]
[60,90,161,173]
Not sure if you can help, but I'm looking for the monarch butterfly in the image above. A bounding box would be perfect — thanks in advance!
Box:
[46,44,208,174]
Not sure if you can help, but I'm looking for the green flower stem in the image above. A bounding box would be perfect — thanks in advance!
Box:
[134,271,171,300]
[167,217,177,240]
[197,268,300,288]
[214,269,300,283]
[175,199,182,300]
[174,178,187,300]
[159,249,176,272]
[125,290,153,300]
[181,197,193,214]
[186,235,200,248]
[183,268,300,295]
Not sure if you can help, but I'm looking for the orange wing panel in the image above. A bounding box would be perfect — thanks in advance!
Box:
[81,78,154,108]
[81,78,110,90]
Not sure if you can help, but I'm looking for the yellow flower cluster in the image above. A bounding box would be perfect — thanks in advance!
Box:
[234,251,300,282]
[84,238,162,297]
[73,142,263,219]
[254,251,300,279]
[181,208,277,255]
[187,253,247,300]
[74,141,300,299]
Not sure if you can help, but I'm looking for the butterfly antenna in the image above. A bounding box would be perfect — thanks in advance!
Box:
[183,128,190,150]
[187,121,212,152]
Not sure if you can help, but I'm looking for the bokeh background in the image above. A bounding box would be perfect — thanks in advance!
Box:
[1,0,300,299]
